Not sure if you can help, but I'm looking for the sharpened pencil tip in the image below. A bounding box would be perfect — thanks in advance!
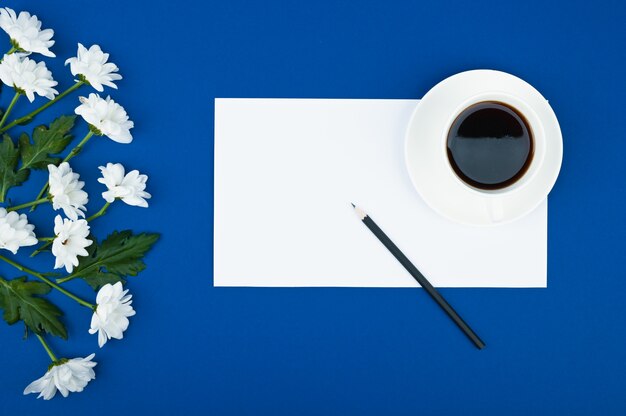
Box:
[351,203,355,208]
[352,205,367,220]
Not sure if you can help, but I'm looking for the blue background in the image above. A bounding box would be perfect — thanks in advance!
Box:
[1,0,625,414]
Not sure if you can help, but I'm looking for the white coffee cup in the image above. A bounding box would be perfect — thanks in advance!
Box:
[404,70,562,226]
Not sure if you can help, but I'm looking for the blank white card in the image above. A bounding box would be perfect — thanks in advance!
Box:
[214,99,547,288]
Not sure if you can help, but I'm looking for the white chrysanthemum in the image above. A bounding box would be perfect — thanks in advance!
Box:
[51,215,92,274]
[23,354,96,400]
[0,208,37,254]
[48,162,88,221]
[0,8,55,57]
[75,93,133,144]
[98,163,151,207]
[65,44,122,92]
[89,282,136,348]
[0,53,58,102]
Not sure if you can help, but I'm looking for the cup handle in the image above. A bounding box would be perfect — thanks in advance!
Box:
[487,198,504,223]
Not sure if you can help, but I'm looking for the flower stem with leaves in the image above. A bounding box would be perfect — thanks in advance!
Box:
[0,254,94,309]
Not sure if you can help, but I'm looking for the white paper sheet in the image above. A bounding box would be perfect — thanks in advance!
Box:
[214,98,547,287]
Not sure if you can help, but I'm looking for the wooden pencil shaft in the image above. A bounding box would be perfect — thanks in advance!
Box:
[362,215,485,350]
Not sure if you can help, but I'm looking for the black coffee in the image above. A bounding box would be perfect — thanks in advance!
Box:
[446,101,533,190]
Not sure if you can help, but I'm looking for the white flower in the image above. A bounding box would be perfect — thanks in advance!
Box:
[52,215,92,274]
[48,162,88,221]
[0,8,55,57]
[65,44,122,92]
[0,208,37,254]
[23,354,96,400]
[0,53,58,102]
[75,93,133,144]
[98,163,151,207]
[90,282,136,347]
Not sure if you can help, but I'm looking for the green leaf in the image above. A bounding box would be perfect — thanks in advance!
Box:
[19,115,76,170]
[70,231,160,290]
[0,276,67,339]
[0,134,29,202]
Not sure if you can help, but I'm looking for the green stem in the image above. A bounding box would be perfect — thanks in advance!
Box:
[7,197,49,212]
[30,130,95,211]
[56,275,73,284]
[31,241,52,257]
[87,202,111,222]
[0,254,95,309]
[0,81,84,133]
[63,130,94,163]
[35,333,58,362]
[0,47,17,62]
[0,92,21,130]
[38,237,54,242]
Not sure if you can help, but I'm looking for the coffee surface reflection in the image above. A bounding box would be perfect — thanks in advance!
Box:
[446,101,533,190]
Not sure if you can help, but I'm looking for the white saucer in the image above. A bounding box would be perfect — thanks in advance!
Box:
[404,70,563,226]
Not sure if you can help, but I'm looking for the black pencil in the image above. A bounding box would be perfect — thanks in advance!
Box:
[352,203,485,350]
